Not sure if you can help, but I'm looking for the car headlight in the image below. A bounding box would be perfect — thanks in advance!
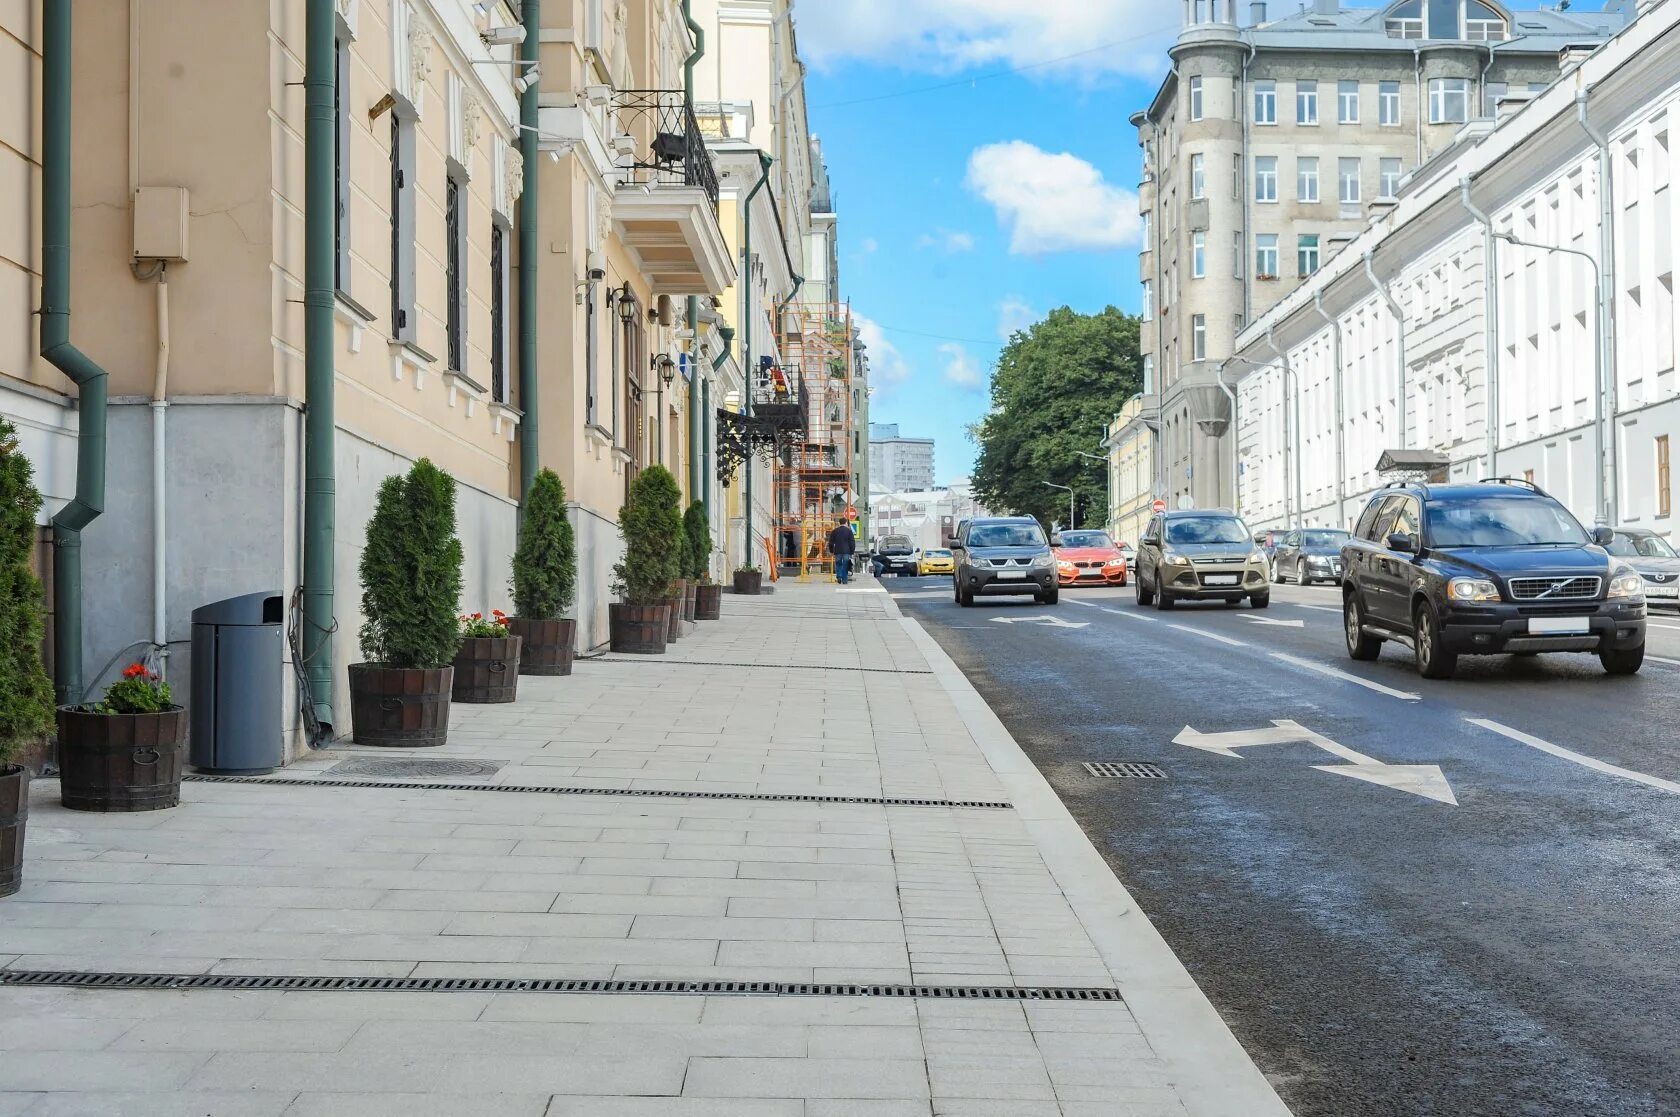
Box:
[1056,560,1075,572]
[1164,553,1192,567]
[1249,550,1269,565]
[1029,553,1055,569]
[1447,577,1501,603]
[1608,566,1646,600]
[1104,558,1125,568]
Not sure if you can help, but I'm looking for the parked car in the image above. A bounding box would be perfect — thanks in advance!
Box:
[1341,479,1647,679]
[950,517,1058,606]
[1118,542,1137,570]
[919,547,956,576]
[1135,510,1271,609]
[1606,528,1680,610]
[871,534,918,577]
[1052,529,1129,587]
[1273,528,1352,585]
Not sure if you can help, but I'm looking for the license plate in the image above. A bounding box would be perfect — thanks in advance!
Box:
[1529,617,1590,635]
[997,570,1026,580]
[1204,574,1239,586]
[1648,585,1678,598]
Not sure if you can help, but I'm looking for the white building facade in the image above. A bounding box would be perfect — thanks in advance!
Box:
[1234,3,1680,539]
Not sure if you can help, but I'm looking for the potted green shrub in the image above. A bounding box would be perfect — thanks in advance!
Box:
[610,466,682,654]
[1,420,54,891]
[452,611,521,703]
[508,468,577,676]
[57,661,185,812]
[687,501,721,621]
[733,564,763,596]
[350,459,463,746]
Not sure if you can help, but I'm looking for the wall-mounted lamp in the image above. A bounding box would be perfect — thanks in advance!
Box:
[653,355,678,385]
[616,284,638,323]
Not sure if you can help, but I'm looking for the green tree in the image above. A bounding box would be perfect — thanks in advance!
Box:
[613,466,683,605]
[683,501,712,580]
[0,419,54,765]
[358,458,464,669]
[511,469,577,619]
[970,306,1142,530]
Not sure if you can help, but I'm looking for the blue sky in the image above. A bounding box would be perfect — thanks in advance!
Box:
[791,0,1578,485]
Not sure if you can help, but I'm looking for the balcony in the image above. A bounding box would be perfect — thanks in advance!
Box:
[610,90,734,296]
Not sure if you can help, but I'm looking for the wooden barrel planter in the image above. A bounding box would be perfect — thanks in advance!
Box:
[452,635,522,704]
[665,595,684,641]
[508,617,575,677]
[609,603,669,654]
[57,706,186,813]
[0,766,26,898]
[348,664,453,748]
[695,583,723,620]
[733,570,762,595]
[681,580,698,622]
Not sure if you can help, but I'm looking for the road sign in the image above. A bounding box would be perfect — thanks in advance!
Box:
[846,506,858,521]
[1152,499,1167,513]
[1173,719,1457,804]
[989,615,1090,630]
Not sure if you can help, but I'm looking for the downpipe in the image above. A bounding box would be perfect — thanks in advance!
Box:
[151,266,170,674]
[1577,90,1617,525]
[518,0,542,504]
[1459,177,1501,480]
[739,153,772,570]
[683,0,702,505]
[1363,249,1407,449]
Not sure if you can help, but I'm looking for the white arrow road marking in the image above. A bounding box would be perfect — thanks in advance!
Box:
[1270,652,1421,701]
[1467,718,1680,797]
[1284,603,1342,614]
[1242,617,1306,628]
[989,615,1091,629]
[1168,624,1248,648]
[1101,607,1153,621]
[1175,719,1456,804]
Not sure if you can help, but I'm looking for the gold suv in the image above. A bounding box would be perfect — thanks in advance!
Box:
[1135,510,1272,610]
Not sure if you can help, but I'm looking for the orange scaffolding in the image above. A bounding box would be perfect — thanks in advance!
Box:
[772,301,856,579]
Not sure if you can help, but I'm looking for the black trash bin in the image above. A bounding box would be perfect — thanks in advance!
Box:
[190,592,285,775]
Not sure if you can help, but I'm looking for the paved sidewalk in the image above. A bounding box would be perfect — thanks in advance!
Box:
[0,582,1289,1116]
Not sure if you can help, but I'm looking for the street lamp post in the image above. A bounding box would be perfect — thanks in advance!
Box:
[1040,481,1075,532]
[1072,450,1110,532]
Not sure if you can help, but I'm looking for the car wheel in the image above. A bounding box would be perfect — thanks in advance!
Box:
[1154,588,1175,610]
[1137,578,1155,607]
[1042,587,1060,606]
[1298,559,1308,585]
[1600,642,1645,675]
[1250,594,1270,610]
[1273,563,1285,584]
[1344,592,1382,661]
[1413,602,1458,680]
[958,586,974,608]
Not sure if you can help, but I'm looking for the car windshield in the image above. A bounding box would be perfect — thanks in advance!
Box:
[1166,517,1250,545]
[1058,531,1115,549]
[879,536,912,551]
[1426,497,1589,548]
[1608,532,1679,559]
[969,523,1047,548]
[926,549,951,558]
[1303,530,1350,548]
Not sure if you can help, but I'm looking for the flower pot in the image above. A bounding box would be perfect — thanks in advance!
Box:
[733,570,762,595]
[609,603,669,654]
[0,766,27,898]
[348,664,453,748]
[452,635,522,704]
[508,617,575,676]
[695,583,723,620]
[681,580,698,622]
[57,706,186,813]
[665,595,684,642]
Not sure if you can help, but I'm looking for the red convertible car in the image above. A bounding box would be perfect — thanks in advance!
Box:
[1054,529,1129,587]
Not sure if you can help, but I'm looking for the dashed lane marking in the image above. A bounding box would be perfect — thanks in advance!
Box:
[1468,718,1680,797]
[1168,624,1248,648]
[1270,652,1422,701]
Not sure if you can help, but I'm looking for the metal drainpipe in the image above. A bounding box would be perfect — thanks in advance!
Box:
[518,0,541,504]
[41,0,110,706]
[1577,90,1617,525]
[708,324,733,520]
[1264,326,1301,529]
[301,0,336,731]
[683,0,702,505]
[1363,249,1407,450]
[1460,176,1501,481]
[1413,45,1424,165]
[1310,288,1346,527]
[1240,39,1255,325]
[740,154,773,569]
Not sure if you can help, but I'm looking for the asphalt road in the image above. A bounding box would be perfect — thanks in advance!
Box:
[883,572,1680,1117]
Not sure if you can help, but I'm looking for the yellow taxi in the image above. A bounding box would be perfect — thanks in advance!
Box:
[919,547,956,576]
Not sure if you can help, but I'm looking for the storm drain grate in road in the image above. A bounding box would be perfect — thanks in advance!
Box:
[1083,761,1168,780]
[325,758,505,780]
[0,970,1122,1002]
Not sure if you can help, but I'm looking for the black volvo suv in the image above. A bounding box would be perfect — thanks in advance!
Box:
[1340,479,1647,679]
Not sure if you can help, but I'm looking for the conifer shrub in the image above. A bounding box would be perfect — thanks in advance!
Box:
[0,420,53,766]
[511,469,577,619]
[613,466,682,605]
[358,459,464,669]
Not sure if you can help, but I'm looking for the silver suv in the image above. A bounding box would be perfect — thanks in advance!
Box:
[1135,510,1271,609]
[950,517,1058,607]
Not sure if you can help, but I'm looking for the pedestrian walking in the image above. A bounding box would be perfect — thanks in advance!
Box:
[827,521,857,584]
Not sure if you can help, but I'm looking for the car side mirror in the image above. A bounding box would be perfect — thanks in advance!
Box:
[1387,532,1418,553]
[1592,525,1615,547]
[945,537,959,549]
[1142,535,1159,547]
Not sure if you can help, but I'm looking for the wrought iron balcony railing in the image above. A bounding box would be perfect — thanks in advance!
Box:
[611,90,720,209]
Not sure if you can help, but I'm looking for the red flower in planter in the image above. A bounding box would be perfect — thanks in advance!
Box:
[122,663,148,680]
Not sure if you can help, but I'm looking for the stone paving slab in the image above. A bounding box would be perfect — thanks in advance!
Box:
[0,582,1287,1116]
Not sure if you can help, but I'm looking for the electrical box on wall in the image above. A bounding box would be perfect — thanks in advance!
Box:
[133,186,190,261]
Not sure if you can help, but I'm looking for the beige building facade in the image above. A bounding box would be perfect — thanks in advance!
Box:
[1105,396,1157,549]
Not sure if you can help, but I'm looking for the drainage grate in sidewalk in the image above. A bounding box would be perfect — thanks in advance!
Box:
[182,774,1013,810]
[1083,762,1168,780]
[0,970,1122,1002]
[592,658,932,675]
[326,758,505,780]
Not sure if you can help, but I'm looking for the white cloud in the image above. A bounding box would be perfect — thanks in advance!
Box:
[939,342,984,392]
[997,297,1038,339]
[792,0,1173,82]
[860,237,879,255]
[916,229,976,253]
[854,313,913,388]
[965,141,1140,255]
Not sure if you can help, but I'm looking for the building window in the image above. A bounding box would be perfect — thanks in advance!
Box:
[490,220,508,403]
[1232,231,1243,278]
[585,283,599,427]
[1524,468,1535,484]
[1188,75,1204,121]
[1192,231,1206,278]
[1338,157,1361,204]
[1191,315,1207,361]
[1379,80,1401,126]
[1255,156,1278,203]
[1190,153,1206,200]
[1142,210,1152,247]
[1466,2,1507,41]
[1380,157,1402,198]
[1142,354,1155,393]
[1661,435,1672,517]
[1481,81,1507,119]
[334,31,351,294]
[445,169,467,372]
[1429,78,1468,125]
[1298,233,1320,277]
[1296,80,1318,125]
[1385,0,1504,39]
[1338,80,1359,124]
[1256,234,1279,279]
[1254,80,1276,125]
[1297,156,1319,202]
[1231,153,1242,199]
[1141,280,1153,322]
[389,100,417,342]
